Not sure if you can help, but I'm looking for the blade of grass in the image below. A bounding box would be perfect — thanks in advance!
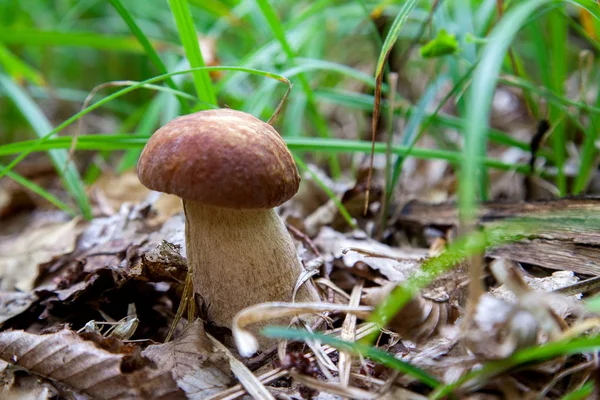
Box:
[365,0,419,212]
[108,0,189,114]
[255,0,341,177]
[561,381,594,400]
[0,164,76,216]
[0,73,92,219]
[461,0,550,223]
[0,135,536,176]
[431,335,600,398]
[570,0,600,21]
[548,6,568,195]
[0,66,290,181]
[168,0,216,107]
[0,43,44,85]
[261,326,440,389]
[187,0,239,22]
[0,28,174,53]
[293,155,357,230]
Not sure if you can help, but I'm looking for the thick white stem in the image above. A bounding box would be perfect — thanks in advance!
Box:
[184,201,320,334]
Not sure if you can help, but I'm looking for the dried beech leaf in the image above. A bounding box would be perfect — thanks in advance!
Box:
[0,218,79,291]
[92,171,182,220]
[1,371,60,400]
[0,291,36,326]
[0,328,184,399]
[314,227,426,282]
[142,320,232,399]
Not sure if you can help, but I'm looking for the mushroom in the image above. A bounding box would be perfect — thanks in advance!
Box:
[137,108,320,344]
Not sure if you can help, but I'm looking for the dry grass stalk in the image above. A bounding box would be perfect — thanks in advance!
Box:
[339,281,364,389]
[207,333,275,400]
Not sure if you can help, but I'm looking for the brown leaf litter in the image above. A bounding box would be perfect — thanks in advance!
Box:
[0,319,232,399]
[2,166,600,399]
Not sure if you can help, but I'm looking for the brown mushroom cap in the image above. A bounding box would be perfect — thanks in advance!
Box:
[137,109,301,209]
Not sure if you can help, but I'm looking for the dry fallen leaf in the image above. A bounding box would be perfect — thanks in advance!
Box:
[0,362,61,400]
[0,328,184,399]
[142,320,232,399]
[0,291,36,326]
[92,171,182,220]
[314,227,426,282]
[0,218,79,291]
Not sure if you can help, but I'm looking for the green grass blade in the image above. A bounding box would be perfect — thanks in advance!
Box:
[432,335,600,398]
[561,382,594,400]
[0,73,92,219]
[262,326,440,389]
[0,135,535,177]
[314,89,545,157]
[0,27,173,53]
[461,0,549,222]
[0,66,290,181]
[0,164,76,216]
[569,0,600,21]
[254,0,341,177]
[108,0,189,114]
[0,43,44,85]
[168,0,217,107]
[187,0,238,21]
[548,6,568,195]
[574,81,600,194]
[293,155,357,230]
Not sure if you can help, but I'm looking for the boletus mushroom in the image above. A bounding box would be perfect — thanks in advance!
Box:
[137,108,320,344]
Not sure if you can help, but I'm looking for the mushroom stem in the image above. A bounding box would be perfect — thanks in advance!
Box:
[184,200,320,333]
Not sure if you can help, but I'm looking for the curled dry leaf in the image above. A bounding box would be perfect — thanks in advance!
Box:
[142,320,232,399]
[134,240,188,284]
[362,283,458,343]
[0,328,184,399]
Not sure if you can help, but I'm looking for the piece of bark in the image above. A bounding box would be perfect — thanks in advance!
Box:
[398,197,600,228]
[490,240,600,275]
[397,198,600,274]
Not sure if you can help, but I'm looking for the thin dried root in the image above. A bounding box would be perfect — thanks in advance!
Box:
[165,267,194,342]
